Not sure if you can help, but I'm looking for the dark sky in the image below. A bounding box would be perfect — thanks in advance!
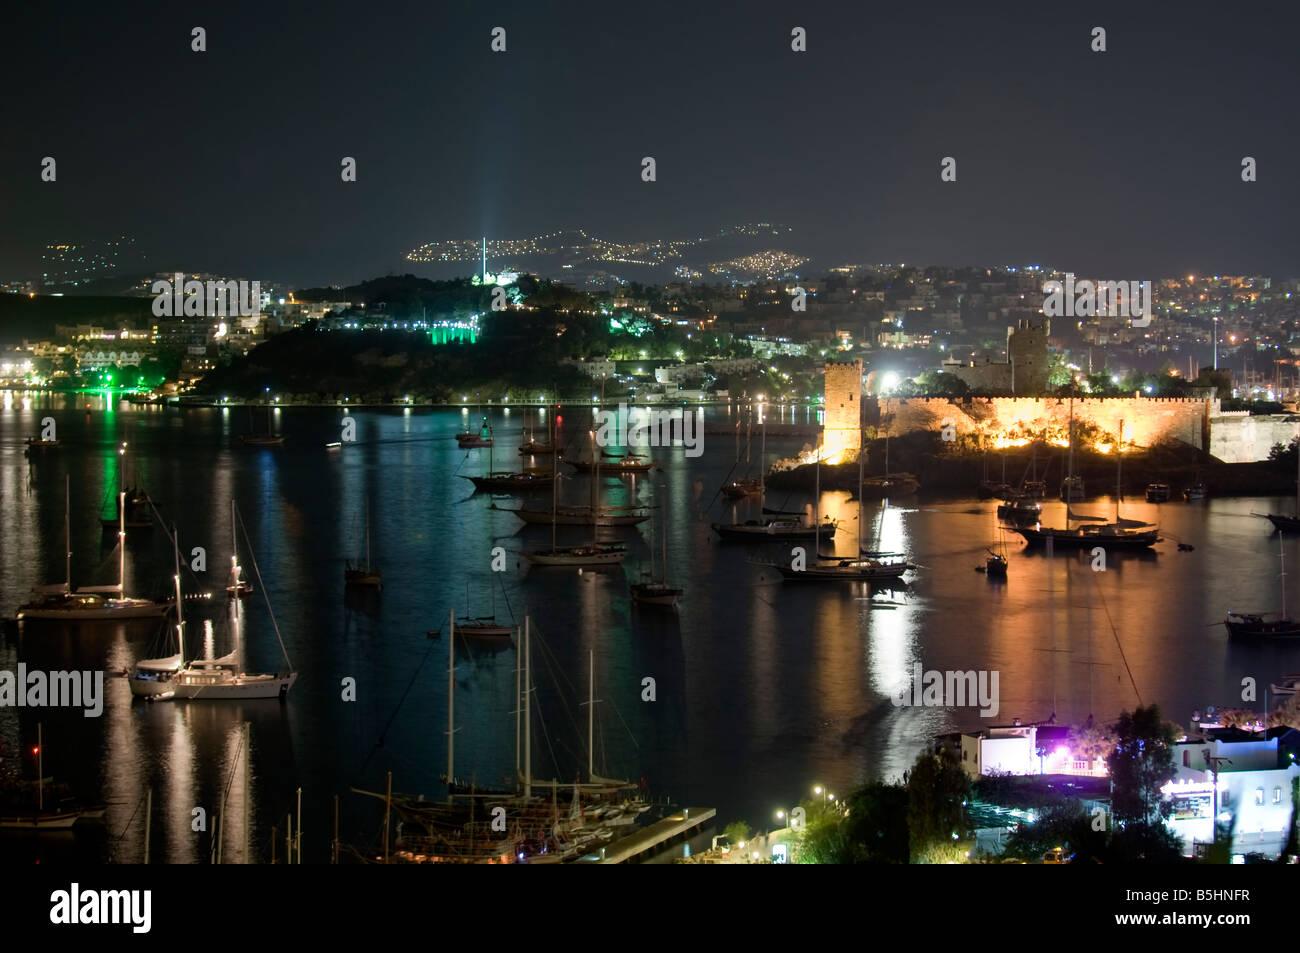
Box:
[3,0,1298,286]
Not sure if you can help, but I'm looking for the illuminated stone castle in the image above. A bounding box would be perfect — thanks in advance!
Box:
[822,358,863,463]
[942,319,1050,395]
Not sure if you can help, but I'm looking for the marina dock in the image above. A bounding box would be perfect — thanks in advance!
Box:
[576,807,716,863]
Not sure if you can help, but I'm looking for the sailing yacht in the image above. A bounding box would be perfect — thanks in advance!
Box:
[630,499,682,606]
[16,480,171,621]
[129,512,297,700]
[712,417,836,541]
[764,429,913,582]
[464,435,555,493]
[1225,533,1300,637]
[1017,418,1159,550]
[524,428,628,567]
[344,502,382,588]
[240,403,284,446]
[1257,439,1300,531]
[226,499,253,598]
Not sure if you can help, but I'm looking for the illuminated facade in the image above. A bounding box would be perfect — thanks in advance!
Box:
[822,358,863,463]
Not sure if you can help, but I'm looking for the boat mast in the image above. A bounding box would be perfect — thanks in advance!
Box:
[587,649,594,781]
[1281,534,1288,621]
[589,429,599,547]
[173,525,185,663]
[230,498,238,590]
[447,608,455,803]
[37,723,42,812]
[64,475,71,594]
[524,616,532,799]
[1116,419,1122,522]
[118,491,126,596]
[858,427,865,553]
[550,406,559,552]
[514,625,521,790]
[814,430,822,538]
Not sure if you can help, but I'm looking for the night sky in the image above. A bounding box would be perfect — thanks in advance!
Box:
[3,0,1298,285]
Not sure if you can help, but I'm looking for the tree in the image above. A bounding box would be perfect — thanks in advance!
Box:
[906,747,971,862]
[1107,705,1177,826]
[722,820,751,845]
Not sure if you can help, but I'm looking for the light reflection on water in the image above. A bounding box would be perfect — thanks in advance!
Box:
[1,397,1298,861]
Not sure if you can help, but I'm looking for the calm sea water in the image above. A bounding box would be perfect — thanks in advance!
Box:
[2,394,1298,863]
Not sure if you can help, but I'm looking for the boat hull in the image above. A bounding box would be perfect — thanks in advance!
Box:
[465,475,554,492]
[1266,514,1300,532]
[17,601,172,621]
[524,548,627,567]
[711,522,836,541]
[130,671,297,699]
[1015,527,1159,550]
[497,506,649,526]
[773,562,911,582]
[630,584,682,606]
[1225,616,1300,638]
[0,811,82,830]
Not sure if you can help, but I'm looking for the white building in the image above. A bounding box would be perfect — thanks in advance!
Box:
[563,358,615,379]
[956,723,1107,780]
[1165,732,1299,859]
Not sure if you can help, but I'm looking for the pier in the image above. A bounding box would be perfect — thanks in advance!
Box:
[575,807,715,864]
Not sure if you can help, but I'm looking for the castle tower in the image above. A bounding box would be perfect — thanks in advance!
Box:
[1008,318,1049,395]
[822,359,863,462]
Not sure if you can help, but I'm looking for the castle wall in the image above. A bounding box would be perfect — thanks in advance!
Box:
[1209,412,1300,464]
[875,396,1215,452]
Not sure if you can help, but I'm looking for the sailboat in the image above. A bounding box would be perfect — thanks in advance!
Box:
[1263,443,1300,531]
[722,416,762,498]
[518,420,556,456]
[454,581,514,637]
[0,725,87,830]
[226,499,253,598]
[1017,418,1159,550]
[631,498,682,606]
[16,479,171,621]
[1059,396,1084,502]
[567,452,653,475]
[525,429,628,566]
[464,430,554,492]
[765,425,912,582]
[100,441,153,532]
[240,402,283,446]
[457,414,493,448]
[129,510,297,700]
[712,414,836,541]
[344,502,382,588]
[1225,533,1300,637]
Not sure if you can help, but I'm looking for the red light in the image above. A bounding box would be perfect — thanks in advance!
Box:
[31,746,39,755]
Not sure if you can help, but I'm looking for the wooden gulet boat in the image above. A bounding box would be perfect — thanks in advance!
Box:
[1225,532,1300,637]
[523,423,628,566]
[765,428,913,583]
[631,498,682,607]
[1016,416,1159,551]
[16,478,172,621]
[344,501,382,588]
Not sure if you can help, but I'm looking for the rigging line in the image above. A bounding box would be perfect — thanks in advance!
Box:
[235,506,292,670]
[108,790,148,863]
[494,570,516,625]
[1088,570,1142,707]
[354,639,438,780]
[210,725,247,865]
